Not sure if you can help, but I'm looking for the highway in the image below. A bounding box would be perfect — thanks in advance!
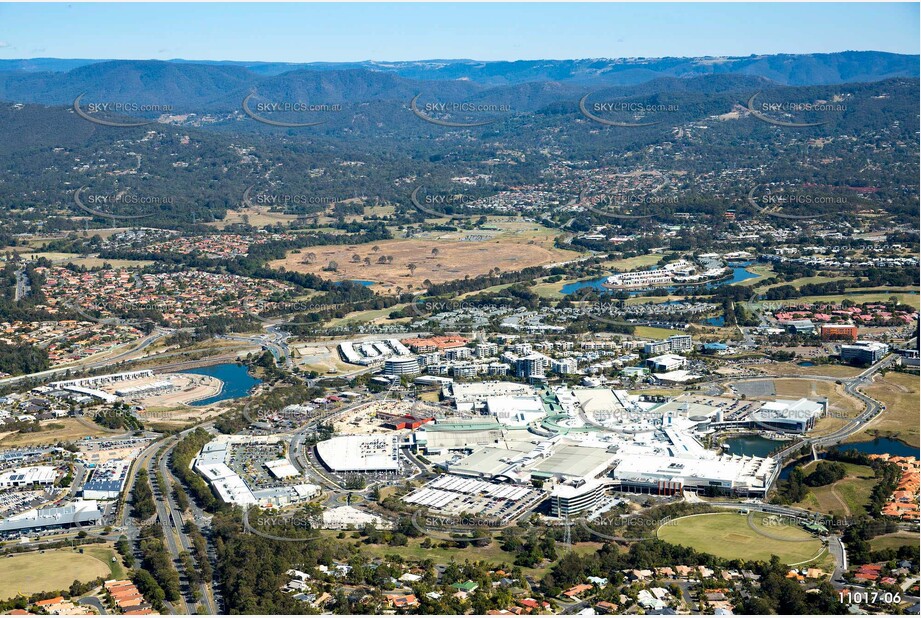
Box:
[155,430,219,615]
[145,440,195,615]
[221,329,293,370]
[95,427,221,615]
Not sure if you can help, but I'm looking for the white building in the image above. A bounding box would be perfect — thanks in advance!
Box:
[551,358,579,375]
[646,354,687,372]
[610,453,777,497]
[0,499,102,534]
[383,355,421,376]
[0,466,56,488]
[752,398,825,433]
[549,479,606,517]
[315,435,401,472]
[486,395,547,427]
[840,341,889,364]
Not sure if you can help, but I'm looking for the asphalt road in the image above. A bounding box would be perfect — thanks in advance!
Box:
[78,596,107,615]
[156,435,219,615]
[145,440,195,615]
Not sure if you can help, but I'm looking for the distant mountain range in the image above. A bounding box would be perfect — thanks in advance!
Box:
[0,51,917,84]
[0,51,916,115]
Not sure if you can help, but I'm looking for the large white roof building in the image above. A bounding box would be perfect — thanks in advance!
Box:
[610,452,778,497]
[0,465,56,488]
[315,435,401,472]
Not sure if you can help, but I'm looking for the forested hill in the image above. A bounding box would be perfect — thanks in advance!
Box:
[0,50,917,111]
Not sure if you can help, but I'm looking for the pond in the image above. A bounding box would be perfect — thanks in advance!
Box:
[722,434,789,457]
[180,363,262,407]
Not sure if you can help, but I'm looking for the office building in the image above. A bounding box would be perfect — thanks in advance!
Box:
[549,479,606,517]
[551,358,579,375]
[841,341,889,365]
[383,355,421,376]
[646,354,687,373]
[820,324,858,342]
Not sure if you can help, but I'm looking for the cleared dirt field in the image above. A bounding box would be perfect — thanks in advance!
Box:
[269,223,581,289]
[657,512,824,565]
[0,418,120,447]
[0,549,110,600]
[293,342,357,374]
[849,371,920,448]
[759,362,863,379]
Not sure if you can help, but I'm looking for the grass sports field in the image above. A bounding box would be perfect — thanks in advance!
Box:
[0,549,111,600]
[657,512,824,565]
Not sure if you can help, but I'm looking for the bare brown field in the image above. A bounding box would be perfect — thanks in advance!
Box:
[269,233,580,289]
[208,206,301,229]
[760,362,863,379]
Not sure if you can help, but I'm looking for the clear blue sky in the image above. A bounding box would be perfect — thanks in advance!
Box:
[0,3,917,62]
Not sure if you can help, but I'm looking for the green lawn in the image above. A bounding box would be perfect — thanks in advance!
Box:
[759,275,851,291]
[600,254,663,271]
[734,264,774,287]
[870,532,919,552]
[83,544,127,579]
[634,325,684,339]
[657,512,824,565]
[325,304,410,327]
[0,549,111,600]
[458,283,517,299]
[624,295,688,306]
[783,292,919,310]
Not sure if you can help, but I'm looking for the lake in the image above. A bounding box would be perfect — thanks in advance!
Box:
[560,263,758,295]
[839,437,919,458]
[776,437,918,480]
[180,363,262,407]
